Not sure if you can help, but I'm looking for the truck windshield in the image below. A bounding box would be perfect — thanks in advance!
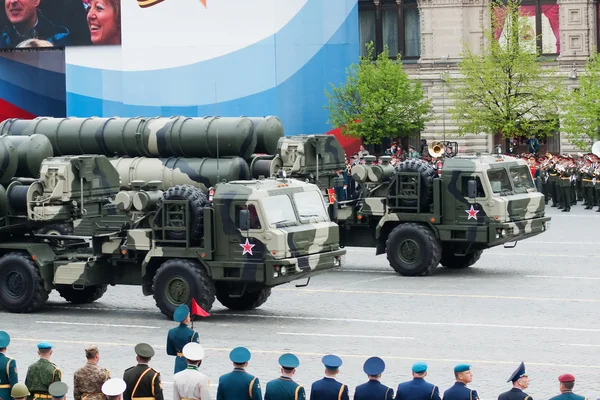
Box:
[293,190,329,221]
[261,195,297,226]
[486,168,513,195]
[509,165,536,193]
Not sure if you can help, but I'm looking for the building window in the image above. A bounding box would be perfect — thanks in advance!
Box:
[492,0,560,55]
[358,0,421,60]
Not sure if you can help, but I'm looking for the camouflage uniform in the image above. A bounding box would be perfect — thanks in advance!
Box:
[25,359,62,400]
[73,363,111,400]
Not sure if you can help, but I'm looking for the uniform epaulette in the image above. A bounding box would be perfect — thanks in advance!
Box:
[151,367,160,374]
[125,366,135,372]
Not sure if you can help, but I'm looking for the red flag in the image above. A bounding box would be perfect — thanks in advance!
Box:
[191,298,210,317]
[327,188,336,204]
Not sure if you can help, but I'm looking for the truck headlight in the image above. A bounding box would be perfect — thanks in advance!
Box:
[280,266,287,276]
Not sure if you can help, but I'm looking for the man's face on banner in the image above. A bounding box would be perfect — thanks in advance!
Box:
[5,0,40,28]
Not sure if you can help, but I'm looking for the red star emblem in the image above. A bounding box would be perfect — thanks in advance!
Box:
[240,238,255,255]
[465,205,479,220]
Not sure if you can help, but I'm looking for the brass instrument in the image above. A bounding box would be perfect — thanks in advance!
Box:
[592,141,600,158]
[428,141,445,158]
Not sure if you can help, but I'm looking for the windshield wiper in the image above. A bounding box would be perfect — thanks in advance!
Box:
[270,219,295,225]
[300,214,320,218]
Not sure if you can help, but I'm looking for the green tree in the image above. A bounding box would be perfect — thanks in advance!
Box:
[324,43,432,145]
[561,52,600,151]
[447,0,564,142]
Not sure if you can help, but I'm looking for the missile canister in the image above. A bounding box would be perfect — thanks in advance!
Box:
[0,116,265,159]
[110,156,251,191]
[368,156,395,182]
[5,134,54,178]
[248,116,284,155]
[0,136,19,185]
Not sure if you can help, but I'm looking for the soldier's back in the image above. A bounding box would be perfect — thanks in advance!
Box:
[310,377,348,400]
[74,363,111,400]
[167,325,199,374]
[443,382,477,400]
[123,364,163,400]
[498,388,531,400]
[354,380,393,400]
[395,378,439,400]
[265,377,305,400]
[549,393,586,400]
[25,359,62,397]
[218,369,261,400]
[0,353,17,400]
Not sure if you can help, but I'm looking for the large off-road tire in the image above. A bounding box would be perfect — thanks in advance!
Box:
[440,248,483,269]
[0,252,48,313]
[152,258,216,319]
[36,223,74,236]
[56,285,108,304]
[216,284,272,311]
[160,185,208,242]
[394,159,438,212]
[386,223,442,276]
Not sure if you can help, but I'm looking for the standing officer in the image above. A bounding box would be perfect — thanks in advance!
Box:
[11,383,30,400]
[48,382,68,400]
[123,344,163,400]
[549,374,585,400]
[264,353,305,400]
[0,331,17,400]
[353,356,394,400]
[309,355,349,400]
[25,342,62,400]
[73,345,111,400]
[217,347,262,400]
[102,378,127,400]
[498,362,531,400]
[442,364,478,400]
[394,362,440,400]
[167,305,200,374]
[173,343,211,400]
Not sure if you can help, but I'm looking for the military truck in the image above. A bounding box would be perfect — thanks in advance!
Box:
[0,125,344,318]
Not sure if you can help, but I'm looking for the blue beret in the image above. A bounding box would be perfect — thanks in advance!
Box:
[454,364,471,373]
[38,342,53,350]
[279,353,300,369]
[412,362,428,373]
[507,362,527,383]
[0,331,10,348]
[363,356,385,376]
[322,354,342,370]
[230,347,251,364]
[173,304,190,323]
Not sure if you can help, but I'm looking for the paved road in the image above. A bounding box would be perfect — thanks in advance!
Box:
[2,205,599,399]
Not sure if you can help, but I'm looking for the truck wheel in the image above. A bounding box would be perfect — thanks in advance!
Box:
[160,185,208,242]
[216,284,271,311]
[441,249,483,269]
[0,252,48,313]
[36,223,74,236]
[394,159,437,212]
[152,259,216,319]
[386,223,441,276]
[56,285,108,304]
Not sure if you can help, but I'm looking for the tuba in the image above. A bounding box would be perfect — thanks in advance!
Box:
[428,141,445,158]
[592,141,600,158]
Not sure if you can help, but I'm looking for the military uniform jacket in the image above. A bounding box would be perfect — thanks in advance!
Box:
[167,324,200,374]
[73,362,111,400]
[217,368,262,400]
[264,376,305,400]
[549,391,586,400]
[0,353,18,400]
[442,382,478,400]
[173,365,211,400]
[498,388,531,400]
[25,358,62,399]
[123,364,164,400]
[309,377,348,400]
[353,380,394,400]
[394,378,440,400]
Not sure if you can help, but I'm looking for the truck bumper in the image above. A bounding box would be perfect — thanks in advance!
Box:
[264,249,346,286]
[488,216,551,246]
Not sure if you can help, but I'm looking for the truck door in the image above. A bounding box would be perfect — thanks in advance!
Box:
[447,173,488,226]
[230,202,265,263]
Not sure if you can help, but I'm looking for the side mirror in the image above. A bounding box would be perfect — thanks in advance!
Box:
[239,209,250,230]
[467,180,478,199]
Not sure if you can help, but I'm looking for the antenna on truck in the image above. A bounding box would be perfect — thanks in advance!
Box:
[215,82,220,184]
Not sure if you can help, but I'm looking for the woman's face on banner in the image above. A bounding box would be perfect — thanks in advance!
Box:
[87,0,119,44]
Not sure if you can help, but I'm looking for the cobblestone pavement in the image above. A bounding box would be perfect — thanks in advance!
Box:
[2,205,599,400]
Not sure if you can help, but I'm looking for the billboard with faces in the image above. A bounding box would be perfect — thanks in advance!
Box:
[0,0,121,49]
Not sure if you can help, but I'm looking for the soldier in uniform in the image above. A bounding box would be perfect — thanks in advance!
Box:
[102,378,127,400]
[442,364,479,400]
[73,345,111,400]
[264,353,305,400]
[497,362,531,400]
[0,331,18,400]
[25,342,62,400]
[353,356,394,400]
[217,347,262,400]
[549,374,585,400]
[123,344,163,400]
[173,343,211,400]
[48,383,68,400]
[559,159,573,212]
[11,383,30,400]
[309,354,349,400]
[167,305,200,374]
[394,362,440,400]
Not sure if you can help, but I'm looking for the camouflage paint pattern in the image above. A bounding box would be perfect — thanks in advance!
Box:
[276,135,345,177]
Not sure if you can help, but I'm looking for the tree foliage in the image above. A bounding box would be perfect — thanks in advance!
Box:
[324,43,432,144]
[447,0,564,140]
[561,52,600,151]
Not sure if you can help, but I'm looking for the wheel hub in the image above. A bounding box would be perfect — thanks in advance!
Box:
[5,270,25,298]
[399,239,420,264]
[165,275,190,304]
